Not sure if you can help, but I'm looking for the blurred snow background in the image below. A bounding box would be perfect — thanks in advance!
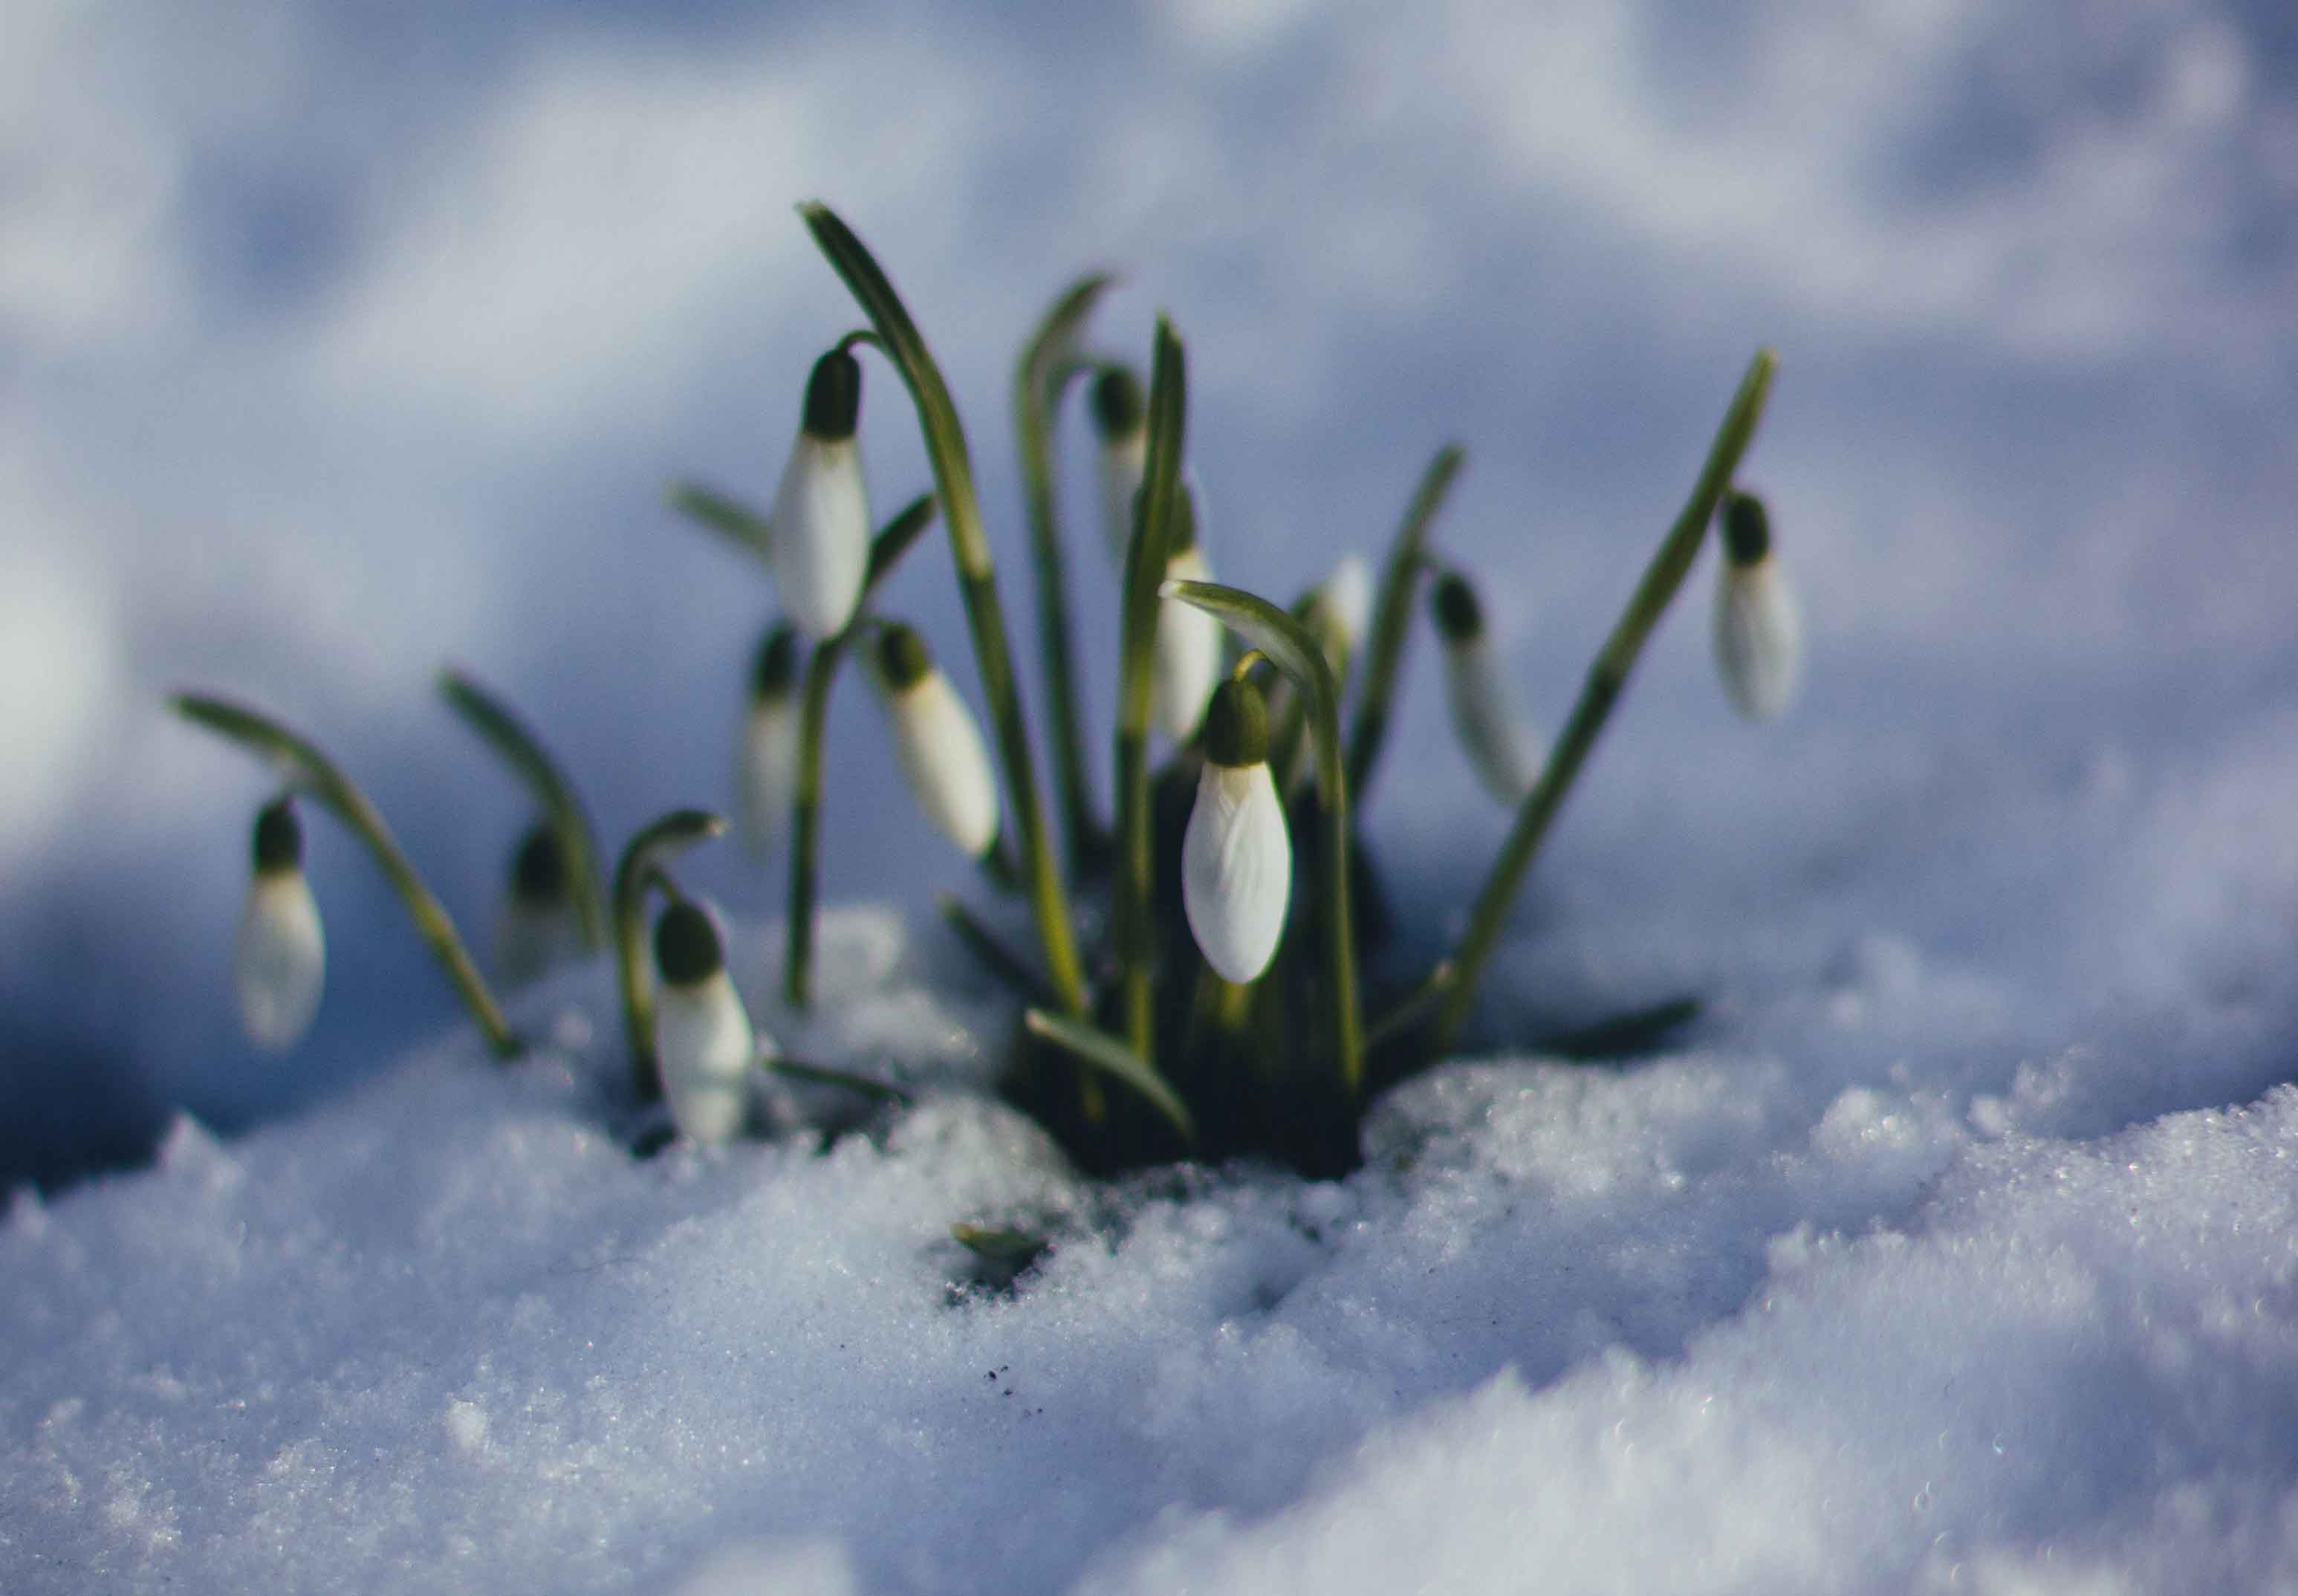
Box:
[11,0,2298,1589]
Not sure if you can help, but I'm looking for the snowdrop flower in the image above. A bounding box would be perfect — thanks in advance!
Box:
[770,347,870,640]
[1183,676,1292,983]
[1299,551,1371,680]
[1431,570,1542,806]
[652,900,758,1145]
[493,823,580,990]
[1091,365,1147,568]
[234,796,324,1051]
[869,622,1001,859]
[1713,489,1803,721]
[734,622,802,856]
[1152,483,1224,745]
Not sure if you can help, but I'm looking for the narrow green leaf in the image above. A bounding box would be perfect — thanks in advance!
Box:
[951,1222,1051,1271]
[169,691,520,1060]
[760,1054,915,1106]
[938,895,1058,1009]
[863,492,939,596]
[1537,995,1701,1060]
[799,200,1088,1019]
[669,481,772,559]
[438,669,609,951]
[1016,273,1118,875]
[613,808,727,1100]
[1161,577,1365,1099]
[1023,1008,1196,1146]
[1346,444,1464,802]
[1432,349,1777,1051]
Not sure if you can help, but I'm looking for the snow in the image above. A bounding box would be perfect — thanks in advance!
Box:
[12,0,2298,1589]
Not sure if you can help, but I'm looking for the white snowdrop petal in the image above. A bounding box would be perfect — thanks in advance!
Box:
[887,672,1001,858]
[234,872,324,1051]
[734,696,801,857]
[770,434,871,640]
[1715,557,1804,721]
[1444,636,1542,806]
[1182,761,1292,983]
[1153,547,1224,744]
[1323,553,1372,653]
[1097,430,1148,568]
[655,971,755,1145]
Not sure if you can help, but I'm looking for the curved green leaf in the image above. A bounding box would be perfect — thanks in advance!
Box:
[438,669,608,951]
[1024,1008,1195,1146]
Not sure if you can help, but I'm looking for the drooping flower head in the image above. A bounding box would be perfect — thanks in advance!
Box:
[234,795,324,1051]
[1713,488,1803,722]
[1431,569,1542,806]
[870,622,1002,860]
[651,899,756,1145]
[770,348,870,640]
[1152,481,1224,745]
[734,620,803,856]
[495,822,579,989]
[1092,364,1149,569]
[1182,675,1292,984]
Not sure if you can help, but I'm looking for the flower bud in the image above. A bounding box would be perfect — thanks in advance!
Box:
[1183,678,1291,983]
[494,823,580,988]
[734,622,802,856]
[1713,490,1802,721]
[869,623,1001,859]
[770,348,870,639]
[1092,366,1148,568]
[1431,571,1541,805]
[652,900,758,1144]
[234,797,324,1051]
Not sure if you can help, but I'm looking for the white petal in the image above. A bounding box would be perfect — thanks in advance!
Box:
[770,434,870,640]
[1715,557,1803,721]
[1182,761,1292,983]
[885,671,1000,857]
[234,872,324,1051]
[655,970,756,1145]
[1153,547,1224,744]
[733,695,800,857]
[1444,636,1542,805]
[1322,552,1372,654]
[1097,431,1148,568]
[494,898,581,990]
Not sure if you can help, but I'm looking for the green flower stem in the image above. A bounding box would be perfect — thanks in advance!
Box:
[800,201,1088,1018]
[1016,272,1117,876]
[1429,348,1777,1053]
[1163,579,1364,1100]
[438,669,608,951]
[1345,444,1464,803]
[1114,317,1189,1060]
[613,808,726,1100]
[169,691,520,1060]
[783,635,843,1011]
[781,496,942,1012]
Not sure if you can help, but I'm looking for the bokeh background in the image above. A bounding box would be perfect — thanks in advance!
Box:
[7,0,2297,1190]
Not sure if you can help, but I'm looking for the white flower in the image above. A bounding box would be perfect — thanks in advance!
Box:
[769,348,870,640]
[234,797,324,1051]
[1154,542,1224,744]
[1183,678,1292,984]
[734,623,802,857]
[1315,551,1372,667]
[1092,366,1148,568]
[1713,490,1803,722]
[1432,571,1542,805]
[652,901,759,1145]
[493,823,581,990]
[869,623,1001,859]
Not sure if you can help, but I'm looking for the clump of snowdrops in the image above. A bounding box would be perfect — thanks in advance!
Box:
[174,201,1794,1184]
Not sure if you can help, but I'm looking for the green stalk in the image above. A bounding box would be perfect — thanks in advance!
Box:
[437,669,608,950]
[169,691,520,1060]
[613,808,725,1100]
[1345,444,1464,803]
[1161,580,1363,1100]
[1429,348,1777,1052]
[784,635,843,1010]
[799,201,1088,1016]
[1015,272,1117,875]
[781,494,941,1013]
[1114,317,1188,1060]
